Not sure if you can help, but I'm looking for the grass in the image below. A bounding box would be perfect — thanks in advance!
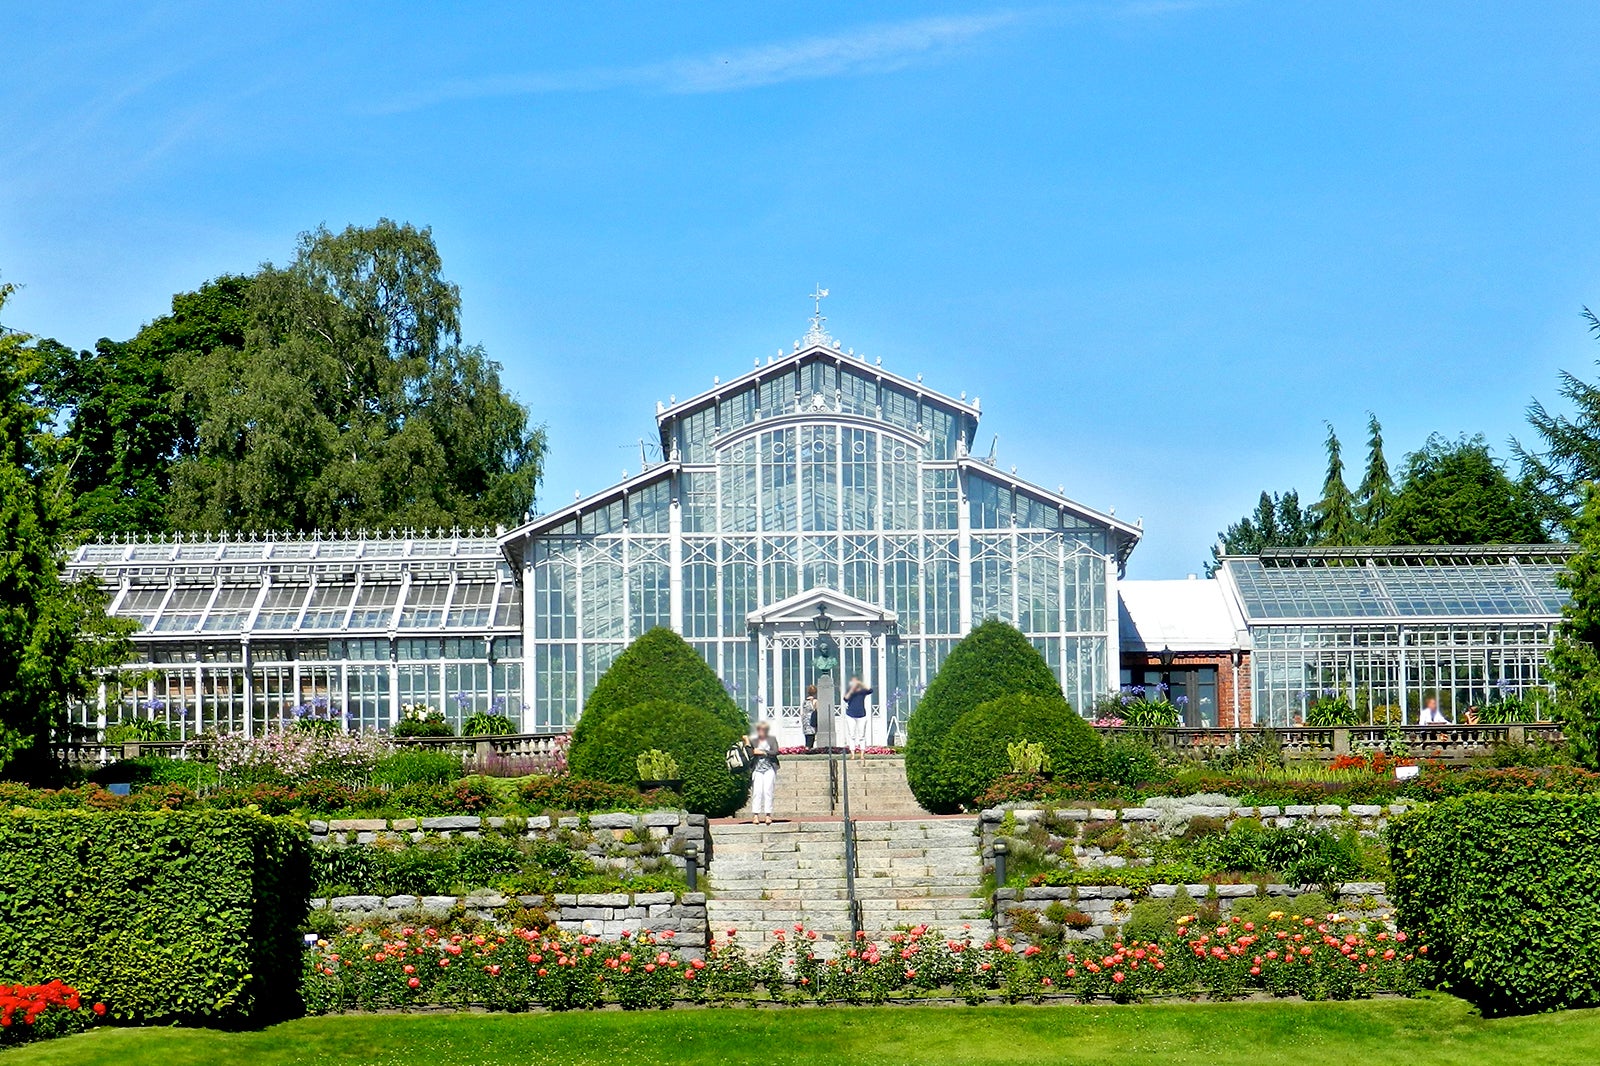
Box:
[5,997,1599,1066]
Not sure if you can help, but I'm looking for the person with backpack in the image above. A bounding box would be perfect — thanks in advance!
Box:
[747,719,781,824]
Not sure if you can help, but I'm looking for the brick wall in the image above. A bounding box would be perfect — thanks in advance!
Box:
[1121,650,1253,727]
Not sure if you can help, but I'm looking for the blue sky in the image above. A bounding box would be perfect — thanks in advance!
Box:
[3,1,1599,577]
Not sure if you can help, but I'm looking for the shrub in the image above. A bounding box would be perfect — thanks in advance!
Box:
[572,628,747,748]
[570,700,746,817]
[905,620,1063,812]
[1103,736,1172,786]
[394,704,453,738]
[936,693,1102,810]
[1388,793,1600,1014]
[0,809,310,1024]
[371,748,462,788]
[0,981,105,1048]
[461,712,517,737]
[102,717,176,744]
[517,775,643,813]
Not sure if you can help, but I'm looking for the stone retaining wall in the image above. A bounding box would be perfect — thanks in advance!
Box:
[978,801,1409,874]
[993,881,1393,944]
[310,810,709,878]
[312,890,710,956]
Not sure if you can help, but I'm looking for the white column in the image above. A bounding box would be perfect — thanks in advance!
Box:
[1104,543,1120,714]
[758,629,771,724]
[668,496,684,632]
[875,631,890,746]
[957,469,973,633]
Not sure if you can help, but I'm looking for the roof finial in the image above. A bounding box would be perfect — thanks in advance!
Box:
[804,285,831,346]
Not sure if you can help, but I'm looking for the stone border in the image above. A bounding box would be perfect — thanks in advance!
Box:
[310,811,710,877]
[313,890,710,957]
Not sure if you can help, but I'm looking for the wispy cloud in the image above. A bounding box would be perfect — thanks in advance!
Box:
[374,11,1029,114]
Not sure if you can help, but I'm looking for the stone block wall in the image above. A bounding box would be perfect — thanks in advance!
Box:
[993,882,1394,944]
[978,800,1408,875]
[307,810,711,953]
[312,890,710,957]
[310,810,709,878]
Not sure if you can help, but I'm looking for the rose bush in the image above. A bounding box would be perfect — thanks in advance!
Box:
[302,911,1426,1011]
[0,982,105,1047]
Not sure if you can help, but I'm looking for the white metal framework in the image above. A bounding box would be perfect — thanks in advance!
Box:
[499,330,1141,743]
[65,530,522,736]
[1216,545,1570,726]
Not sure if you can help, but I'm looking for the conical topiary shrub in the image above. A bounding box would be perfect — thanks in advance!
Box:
[571,627,747,746]
[904,619,1064,812]
[568,700,748,818]
[937,692,1103,809]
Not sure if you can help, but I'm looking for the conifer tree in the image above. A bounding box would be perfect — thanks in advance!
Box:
[1312,423,1361,546]
[1356,413,1395,538]
[1549,485,1600,769]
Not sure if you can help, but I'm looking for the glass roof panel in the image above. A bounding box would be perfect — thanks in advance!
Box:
[301,582,356,629]
[153,584,214,632]
[399,581,450,628]
[348,582,400,629]
[256,584,310,630]
[1227,558,1570,622]
[118,586,169,630]
[445,582,494,628]
[201,585,259,632]
[493,584,523,628]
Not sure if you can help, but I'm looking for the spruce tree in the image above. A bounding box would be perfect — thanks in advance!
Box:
[1356,413,1395,538]
[1313,422,1361,546]
[1549,485,1600,769]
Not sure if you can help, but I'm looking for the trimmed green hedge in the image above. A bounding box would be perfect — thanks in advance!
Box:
[0,809,311,1024]
[572,628,747,748]
[937,693,1103,809]
[1388,793,1600,1014]
[905,620,1064,812]
[569,700,747,818]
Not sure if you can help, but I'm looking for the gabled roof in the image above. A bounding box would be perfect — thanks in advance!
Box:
[655,340,981,433]
[746,586,897,629]
[957,458,1143,570]
[497,463,679,571]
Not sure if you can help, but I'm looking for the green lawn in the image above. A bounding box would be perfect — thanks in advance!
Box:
[5,997,1596,1066]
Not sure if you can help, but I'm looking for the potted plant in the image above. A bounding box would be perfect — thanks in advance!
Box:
[636,748,682,793]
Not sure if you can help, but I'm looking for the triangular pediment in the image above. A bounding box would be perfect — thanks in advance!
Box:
[746,586,897,628]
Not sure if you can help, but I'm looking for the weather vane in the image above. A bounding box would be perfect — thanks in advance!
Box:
[807,285,830,340]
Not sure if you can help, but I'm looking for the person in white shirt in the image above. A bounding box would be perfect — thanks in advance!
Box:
[1418,696,1450,726]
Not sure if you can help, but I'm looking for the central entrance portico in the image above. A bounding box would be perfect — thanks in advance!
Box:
[748,588,897,747]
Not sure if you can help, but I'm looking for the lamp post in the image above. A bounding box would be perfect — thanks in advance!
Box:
[813,600,859,941]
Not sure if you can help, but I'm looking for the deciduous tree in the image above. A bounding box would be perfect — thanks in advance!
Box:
[0,282,133,776]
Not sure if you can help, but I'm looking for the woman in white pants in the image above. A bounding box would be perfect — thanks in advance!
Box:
[747,720,780,824]
[842,677,873,762]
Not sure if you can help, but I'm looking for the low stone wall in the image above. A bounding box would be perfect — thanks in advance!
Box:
[978,801,1409,874]
[994,881,1393,944]
[310,810,709,878]
[312,890,710,957]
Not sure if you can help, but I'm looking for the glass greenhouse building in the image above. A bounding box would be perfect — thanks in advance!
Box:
[1212,545,1570,726]
[67,319,1143,743]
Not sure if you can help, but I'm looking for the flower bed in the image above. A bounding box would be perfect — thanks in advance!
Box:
[0,982,105,1047]
[302,913,1427,1011]
[976,763,1600,809]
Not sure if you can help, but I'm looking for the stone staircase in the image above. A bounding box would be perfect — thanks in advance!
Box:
[705,817,986,954]
[736,754,925,819]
